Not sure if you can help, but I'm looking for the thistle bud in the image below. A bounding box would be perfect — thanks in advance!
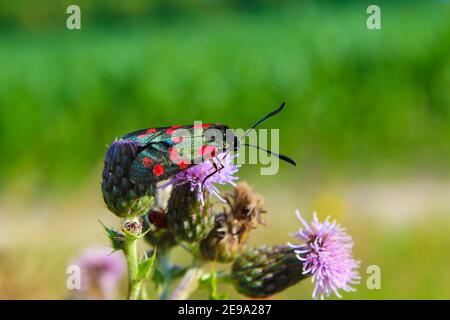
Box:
[101,139,154,218]
[143,207,177,251]
[122,215,143,236]
[167,184,214,242]
[231,245,307,298]
[227,182,267,245]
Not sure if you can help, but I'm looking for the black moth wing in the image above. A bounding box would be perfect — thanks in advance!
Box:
[129,124,232,185]
[129,142,190,185]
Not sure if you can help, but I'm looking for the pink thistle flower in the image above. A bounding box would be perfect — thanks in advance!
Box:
[161,153,240,205]
[289,211,360,300]
[76,246,126,299]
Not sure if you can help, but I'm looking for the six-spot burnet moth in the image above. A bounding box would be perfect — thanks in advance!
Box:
[120,101,296,186]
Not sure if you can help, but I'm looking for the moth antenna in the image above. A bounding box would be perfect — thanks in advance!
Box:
[244,143,296,166]
[222,101,287,157]
[241,101,286,141]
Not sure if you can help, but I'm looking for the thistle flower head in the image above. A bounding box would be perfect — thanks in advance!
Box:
[162,153,240,205]
[289,211,360,300]
[200,183,266,262]
[102,139,154,217]
[226,182,266,228]
[75,247,126,299]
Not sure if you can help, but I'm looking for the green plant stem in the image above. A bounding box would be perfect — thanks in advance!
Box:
[123,237,141,300]
[170,265,205,300]
[139,282,149,300]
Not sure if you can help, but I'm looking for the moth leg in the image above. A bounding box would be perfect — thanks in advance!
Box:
[200,157,224,189]
[203,157,224,175]
[212,157,225,173]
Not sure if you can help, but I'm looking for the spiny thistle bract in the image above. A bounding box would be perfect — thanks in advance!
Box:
[166,183,214,242]
[231,245,307,298]
[102,139,154,218]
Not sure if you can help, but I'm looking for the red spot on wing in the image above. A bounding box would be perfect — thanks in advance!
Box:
[193,123,212,129]
[171,136,183,144]
[142,157,152,168]
[178,160,189,169]
[152,164,164,177]
[166,124,182,134]
[199,145,218,159]
[167,125,183,135]
[169,147,179,162]
[138,128,157,139]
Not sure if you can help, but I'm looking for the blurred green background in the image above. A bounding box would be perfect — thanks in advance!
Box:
[0,0,449,299]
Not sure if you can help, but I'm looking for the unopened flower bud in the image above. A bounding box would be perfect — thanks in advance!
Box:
[122,216,143,236]
[102,139,154,218]
[167,184,214,242]
[231,245,307,298]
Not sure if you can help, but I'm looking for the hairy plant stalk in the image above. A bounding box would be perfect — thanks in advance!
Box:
[123,238,141,300]
[170,266,204,300]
